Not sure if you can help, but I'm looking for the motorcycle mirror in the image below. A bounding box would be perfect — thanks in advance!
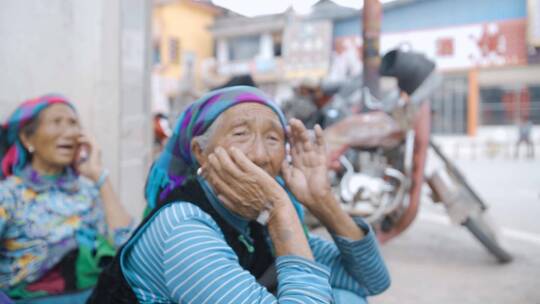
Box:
[379,49,436,96]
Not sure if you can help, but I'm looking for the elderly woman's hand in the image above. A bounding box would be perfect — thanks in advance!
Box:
[282,119,337,216]
[283,119,366,240]
[75,132,103,182]
[201,146,289,220]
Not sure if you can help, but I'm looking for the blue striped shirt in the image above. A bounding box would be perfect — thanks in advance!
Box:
[121,202,390,303]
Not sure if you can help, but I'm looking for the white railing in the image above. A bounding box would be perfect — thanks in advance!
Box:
[433,126,539,160]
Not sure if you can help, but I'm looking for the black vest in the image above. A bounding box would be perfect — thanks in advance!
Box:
[87,178,276,304]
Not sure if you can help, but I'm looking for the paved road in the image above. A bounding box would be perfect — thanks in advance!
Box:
[314,158,540,304]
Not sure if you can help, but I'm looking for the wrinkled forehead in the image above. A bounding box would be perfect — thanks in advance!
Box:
[42,103,78,115]
[214,102,286,133]
[37,103,79,122]
[6,99,76,134]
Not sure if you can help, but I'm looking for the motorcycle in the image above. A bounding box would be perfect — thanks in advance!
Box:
[283,49,513,263]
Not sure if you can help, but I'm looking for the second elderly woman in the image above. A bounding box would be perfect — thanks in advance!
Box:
[0,95,134,303]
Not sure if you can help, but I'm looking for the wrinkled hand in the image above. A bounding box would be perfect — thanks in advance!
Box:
[282,119,334,212]
[75,132,103,182]
[201,146,288,220]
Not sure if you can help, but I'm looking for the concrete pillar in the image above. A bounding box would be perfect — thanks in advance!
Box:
[0,0,152,220]
[467,69,479,136]
[217,38,229,64]
[362,0,382,98]
[259,33,274,60]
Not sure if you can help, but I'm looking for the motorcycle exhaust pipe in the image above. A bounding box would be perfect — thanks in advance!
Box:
[427,169,481,225]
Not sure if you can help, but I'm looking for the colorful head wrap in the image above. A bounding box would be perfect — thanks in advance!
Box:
[145,85,287,209]
[0,94,76,179]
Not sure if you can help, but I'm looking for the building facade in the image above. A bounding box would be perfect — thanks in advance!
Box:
[208,10,288,96]
[152,0,220,96]
[331,0,540,136]
[210,0,540,139]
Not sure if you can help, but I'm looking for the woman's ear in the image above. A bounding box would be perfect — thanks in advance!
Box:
[191,138,206,167]
[18,132,32,151]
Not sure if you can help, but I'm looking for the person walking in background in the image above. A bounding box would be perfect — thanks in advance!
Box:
[515,117,534,159]
[0,94,134,303]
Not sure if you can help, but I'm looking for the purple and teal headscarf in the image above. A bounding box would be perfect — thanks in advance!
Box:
[145,85,287,209]
[0,94,76,179]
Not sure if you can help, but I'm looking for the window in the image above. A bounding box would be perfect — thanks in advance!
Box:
[273,32,283,57]
[229,35,260,61]
[169,37,180,64]
[480,85,540,125]
[431,74,468,134]
[153,40,161,65]
[274,41,282,57]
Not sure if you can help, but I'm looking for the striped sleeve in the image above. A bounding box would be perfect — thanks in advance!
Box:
[308,218,391,297]
[123,202,334,303]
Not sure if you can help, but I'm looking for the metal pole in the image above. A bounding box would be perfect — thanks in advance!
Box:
[362,0,382,98]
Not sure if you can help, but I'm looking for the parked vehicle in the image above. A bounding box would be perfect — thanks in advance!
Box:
[283,49,513,263]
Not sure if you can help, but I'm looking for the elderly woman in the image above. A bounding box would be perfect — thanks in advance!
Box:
[0,95,134,303]
[89,86,390,303]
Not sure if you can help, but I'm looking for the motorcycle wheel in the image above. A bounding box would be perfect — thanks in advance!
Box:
[463,215,513,264]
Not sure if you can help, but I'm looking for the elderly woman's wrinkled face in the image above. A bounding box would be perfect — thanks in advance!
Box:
[20,103,81,171]
[199,103,286,177]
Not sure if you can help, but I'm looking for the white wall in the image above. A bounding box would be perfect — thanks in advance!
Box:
[0,0,152,219]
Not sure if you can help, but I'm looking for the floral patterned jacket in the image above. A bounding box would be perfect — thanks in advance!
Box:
[0,166,133,290]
